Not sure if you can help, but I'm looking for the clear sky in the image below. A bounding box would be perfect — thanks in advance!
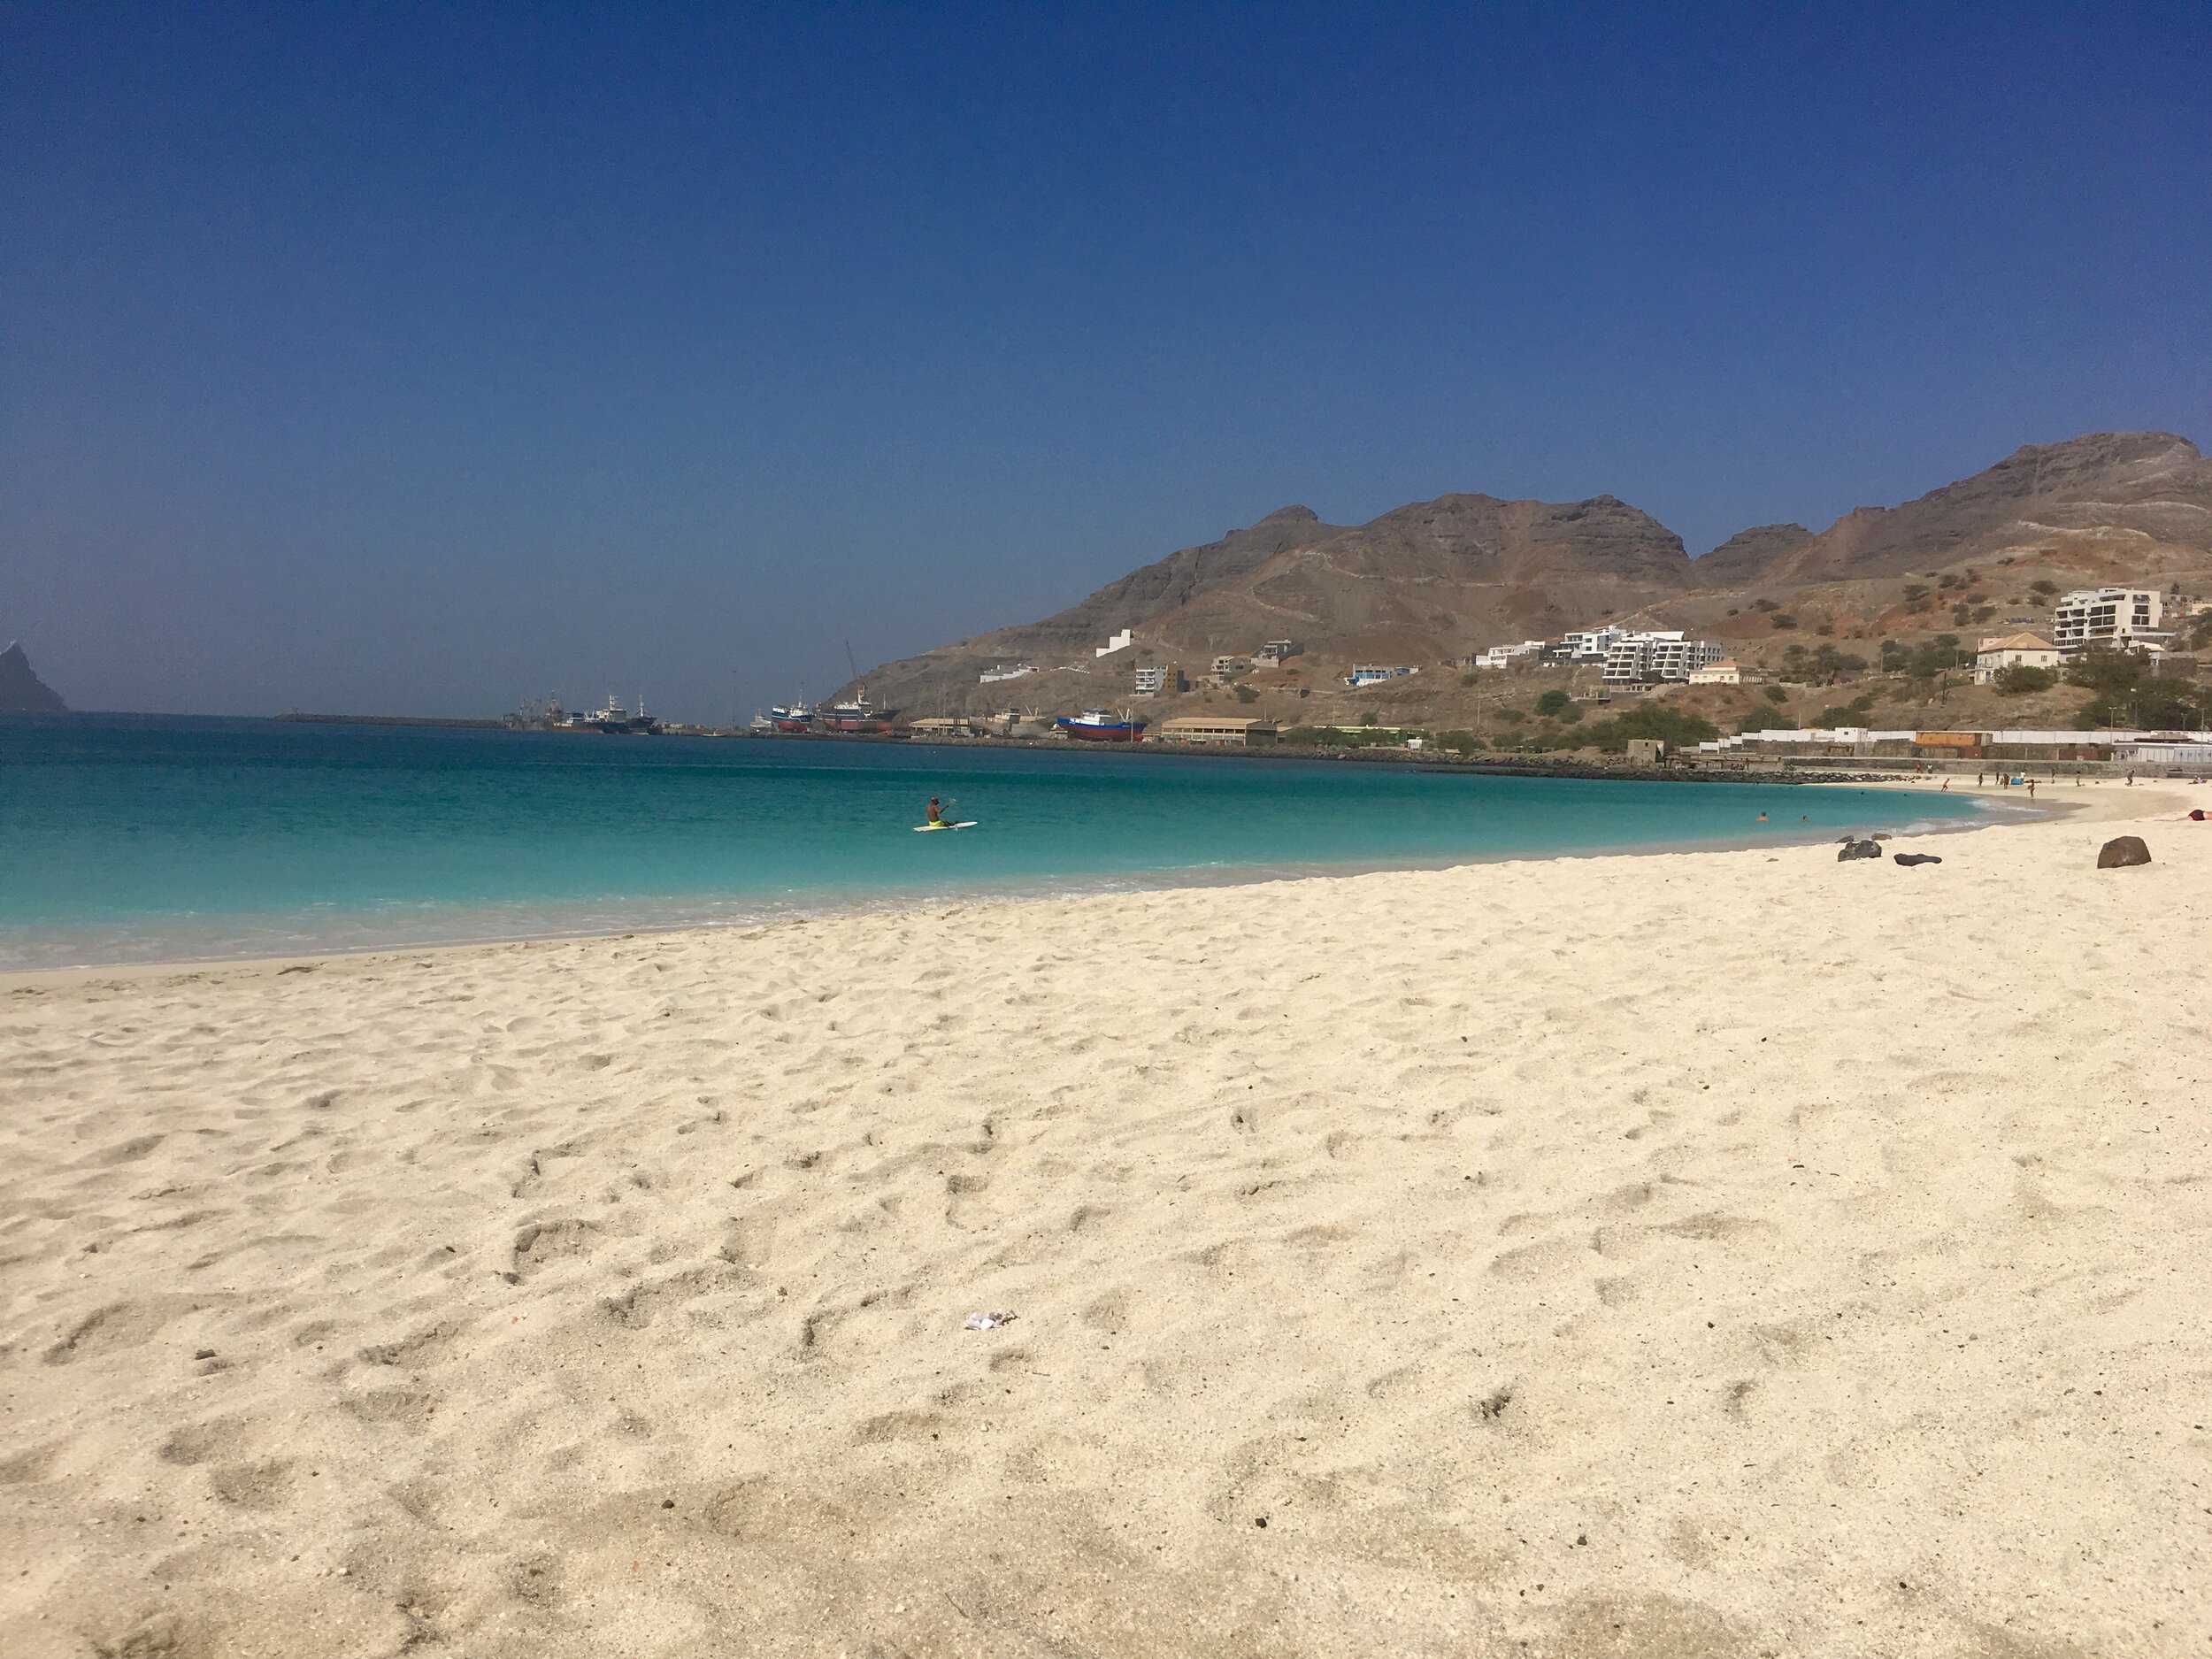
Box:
[4,2,2208,720]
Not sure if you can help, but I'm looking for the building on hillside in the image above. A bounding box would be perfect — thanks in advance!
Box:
[978,662,1036,684]
[1133,664,1186,696]
[1601,632,1721,686]
[1346,664,1419,687]
[2051,588,2167,655]
[1555,626,1628,663]
[1471,639,1546,670]
[1253,640,1303,665]
[1973,633,2062,684]
[1157,716,1278,747]
[1210,655,1249,679]
[1687,657,1757,685]
[1096,629,1133,657]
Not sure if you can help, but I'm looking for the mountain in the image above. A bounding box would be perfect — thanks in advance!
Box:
[848,431,2212,716]
[854,493,1694,711]
[0,642,66,713]
[1686,431,2212,588]
[1693,523,1815,588]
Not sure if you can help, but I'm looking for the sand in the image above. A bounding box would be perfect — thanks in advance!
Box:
[3,786,2208,1657]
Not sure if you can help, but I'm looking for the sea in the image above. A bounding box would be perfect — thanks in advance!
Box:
[0,715,1992,971]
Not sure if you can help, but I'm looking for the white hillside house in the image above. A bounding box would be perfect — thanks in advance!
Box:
[1471,639,1546,670]
[1557,626,1629,662]
[1972,634,2062,684]
[1688,657,1755,685]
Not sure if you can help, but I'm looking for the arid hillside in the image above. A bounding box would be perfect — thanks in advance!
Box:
[841,433,2212,735]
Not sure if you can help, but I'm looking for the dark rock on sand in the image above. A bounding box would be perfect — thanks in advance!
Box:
[2097,836,2152,869]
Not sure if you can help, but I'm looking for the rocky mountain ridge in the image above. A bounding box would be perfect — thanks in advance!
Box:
[847,432,2212,718]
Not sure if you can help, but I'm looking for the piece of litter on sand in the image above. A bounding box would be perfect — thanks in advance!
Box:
[963,1311,1016,1332]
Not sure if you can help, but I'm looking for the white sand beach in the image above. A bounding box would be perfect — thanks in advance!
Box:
[4,787,2208,1657]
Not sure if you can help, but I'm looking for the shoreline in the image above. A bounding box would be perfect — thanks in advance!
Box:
[20,709,2210,787]
[7,778,2178,990]
[0,781,2043,984]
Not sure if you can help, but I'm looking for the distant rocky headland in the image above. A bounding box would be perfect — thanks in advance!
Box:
[0,641,66,713]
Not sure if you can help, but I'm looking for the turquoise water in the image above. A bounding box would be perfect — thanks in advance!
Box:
[0,715,1986,969]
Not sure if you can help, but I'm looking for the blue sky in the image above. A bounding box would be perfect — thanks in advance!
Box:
[4,2,2208,718]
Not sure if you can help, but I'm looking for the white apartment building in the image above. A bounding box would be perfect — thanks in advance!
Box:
[1601,631,1720,685]
[2050,588,2166,654]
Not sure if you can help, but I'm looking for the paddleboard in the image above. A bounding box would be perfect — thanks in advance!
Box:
[913,821,979,832]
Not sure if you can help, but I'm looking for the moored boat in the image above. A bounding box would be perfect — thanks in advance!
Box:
[1055,708,1146,741]
[584,695,661,734]
[820,687,900,733]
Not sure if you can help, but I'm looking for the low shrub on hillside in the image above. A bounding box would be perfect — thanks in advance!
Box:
[2067,646,2205,728]
[1783,643,1868,682]
[1993,664,2057,694]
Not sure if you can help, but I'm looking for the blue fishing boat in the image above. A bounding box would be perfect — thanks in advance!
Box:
[1055,708,1146,741]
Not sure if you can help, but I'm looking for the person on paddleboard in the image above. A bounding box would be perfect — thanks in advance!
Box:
[926,796,943,826]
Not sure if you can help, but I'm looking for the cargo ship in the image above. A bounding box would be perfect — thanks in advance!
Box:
[818,687,900,734]
[561,694,660,734]
[1056,708,1146,741]
[765,699,815,734]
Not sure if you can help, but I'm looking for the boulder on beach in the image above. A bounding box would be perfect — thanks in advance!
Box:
[2097,835,2152,869]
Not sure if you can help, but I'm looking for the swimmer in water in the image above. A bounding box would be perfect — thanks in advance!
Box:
[1756,812,1769,822]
